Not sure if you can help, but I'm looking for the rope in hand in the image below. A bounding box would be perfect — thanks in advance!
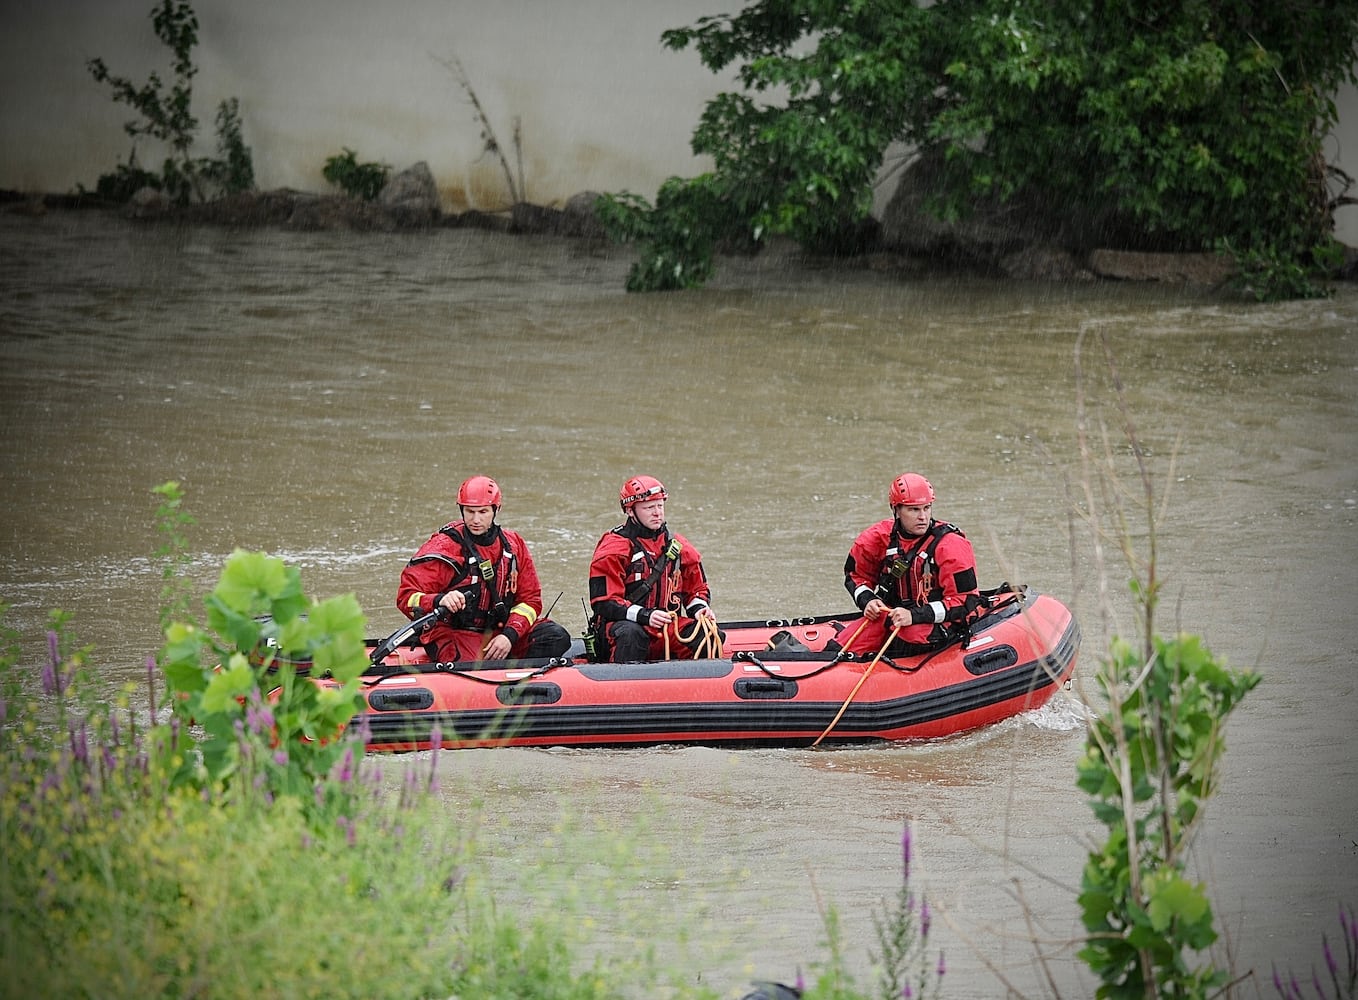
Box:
[674,614,723,659]
[811,624,900,748]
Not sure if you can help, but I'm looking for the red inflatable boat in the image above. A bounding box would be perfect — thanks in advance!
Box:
[346,585,1079,751]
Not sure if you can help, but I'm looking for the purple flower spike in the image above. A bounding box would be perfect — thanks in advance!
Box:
[70,722,89,766]
[46,631,60,686]
[901,821,912,880]
[921,899,931,938]
[937,950,946,978]
[426,726,442,792]
[273,750,288,766]
[795,969,805,992]
[903,986,912,998]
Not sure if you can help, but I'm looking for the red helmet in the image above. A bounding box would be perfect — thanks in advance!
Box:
[457,475,502,509]
[888,473,934,507]
[619,475,667,511]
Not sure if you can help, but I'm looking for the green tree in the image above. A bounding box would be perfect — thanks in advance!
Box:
[87,0,254,203]
[602,0,1358,299]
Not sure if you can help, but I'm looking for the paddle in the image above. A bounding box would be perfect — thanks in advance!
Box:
[811,624,900,747]
[369,610,440,665]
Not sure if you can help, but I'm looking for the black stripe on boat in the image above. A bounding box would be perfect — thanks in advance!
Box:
[360,616,1079,749]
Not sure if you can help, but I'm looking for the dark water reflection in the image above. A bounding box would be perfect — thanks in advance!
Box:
[2,212,1355,995]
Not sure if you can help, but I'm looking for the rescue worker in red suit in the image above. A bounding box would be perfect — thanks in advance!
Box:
[397,476,571,663]
[842,473,984,657]
[588,475,717,662]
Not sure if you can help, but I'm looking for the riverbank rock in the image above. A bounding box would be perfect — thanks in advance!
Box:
[126,187,174,219]
[878,148,1244,285]
[1086,248,1235,285]
[506,192,608,238]
[377,161,439,226]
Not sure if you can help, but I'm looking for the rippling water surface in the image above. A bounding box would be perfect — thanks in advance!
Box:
[2,211,1355,995]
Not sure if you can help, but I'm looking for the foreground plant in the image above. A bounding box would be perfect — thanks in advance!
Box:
[1077,630,1258,997]
[791,820,943,1000]
[157,548,370,822]
[0,603,630,998]
[1071,330,1260,997]
[2,521,645,998]
[1273,903,1358,1000]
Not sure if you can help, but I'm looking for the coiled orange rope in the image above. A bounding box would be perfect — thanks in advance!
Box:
[663,612,723,660]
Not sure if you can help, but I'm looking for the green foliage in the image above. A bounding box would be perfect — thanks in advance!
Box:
[1069,329,1267,996]
[322,148,391,201]
[92,160,164,202]
[0,607,608,998]
[1076,617,1260,997]
[157,549,370,822]
[615,0,1358,295]
[151,481,195,639]
[595,182,722,291]
[200,97,255,194]
[86,0,254,204]
[1221,235,1345,302]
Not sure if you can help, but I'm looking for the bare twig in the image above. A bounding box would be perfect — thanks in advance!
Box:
[431,52,521,206]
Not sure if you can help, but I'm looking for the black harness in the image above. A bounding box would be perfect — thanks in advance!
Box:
[436,522,517,631]
[875,520,958,604]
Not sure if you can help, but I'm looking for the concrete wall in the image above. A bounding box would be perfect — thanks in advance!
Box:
[3,0,1355,242]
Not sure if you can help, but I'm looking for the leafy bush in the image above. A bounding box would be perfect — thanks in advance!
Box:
[608,1,1358,296]
[1071,329,1262,997]
[323,148,390,202]
[0,579,633,997]
[1077,631,1259,997]
[199,97,255,196]
[86,1,254,204]
[157,548,370,821]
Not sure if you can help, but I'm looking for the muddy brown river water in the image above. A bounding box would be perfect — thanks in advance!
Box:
[1,210,1354,996]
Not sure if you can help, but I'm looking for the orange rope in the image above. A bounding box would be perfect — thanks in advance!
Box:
[671,613,723,659]
[811,624,899,748]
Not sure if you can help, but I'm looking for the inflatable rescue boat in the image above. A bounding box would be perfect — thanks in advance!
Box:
[347,585,1079,751]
